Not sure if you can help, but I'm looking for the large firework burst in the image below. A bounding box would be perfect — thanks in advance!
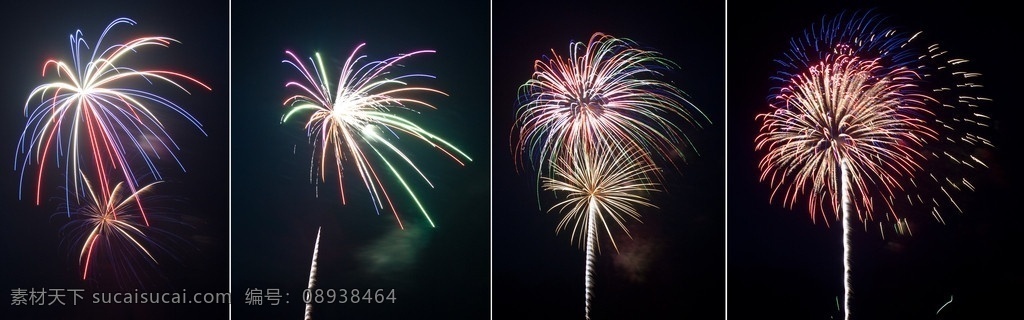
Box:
[17,17,210,223]
[756,9,991,229]
[512,32,706,320]
[282,44,471,229]
[754,9,993,319]
[513,32,708,182]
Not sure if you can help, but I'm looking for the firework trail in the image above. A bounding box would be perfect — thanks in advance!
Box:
[841,159,852,320]
[17,17,210,223]
[542,144,660,320]
[282,44,472,229]
[304,226,321,320]
[512,32,708,186]
[936,295,954,315]
[755,10,992,319]
[59,174,184,288]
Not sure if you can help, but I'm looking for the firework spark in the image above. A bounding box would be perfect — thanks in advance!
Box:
[755,10,992,319]
[59,174,184,288]
[17,17,210,223]
[282,44,471,229]
[542,144,660,320]
[512,32,708,183]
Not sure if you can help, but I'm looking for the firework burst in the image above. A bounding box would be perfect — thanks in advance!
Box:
[755,9,993,319]
[756,9,991,228]
[512,32,707,319]
[17,17,210,223]
[512,32,708,182]
[757,54,935,225]
[542,144,660,320]
[543,145,660,252]
[282,44,472,229]
[59,175,186,288]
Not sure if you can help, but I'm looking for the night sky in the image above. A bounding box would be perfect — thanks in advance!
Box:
[492,1,726,319]
[1,0,229,319]
[728,1,1023,320]
[231,0,490,319]
[2,1,1021,320]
